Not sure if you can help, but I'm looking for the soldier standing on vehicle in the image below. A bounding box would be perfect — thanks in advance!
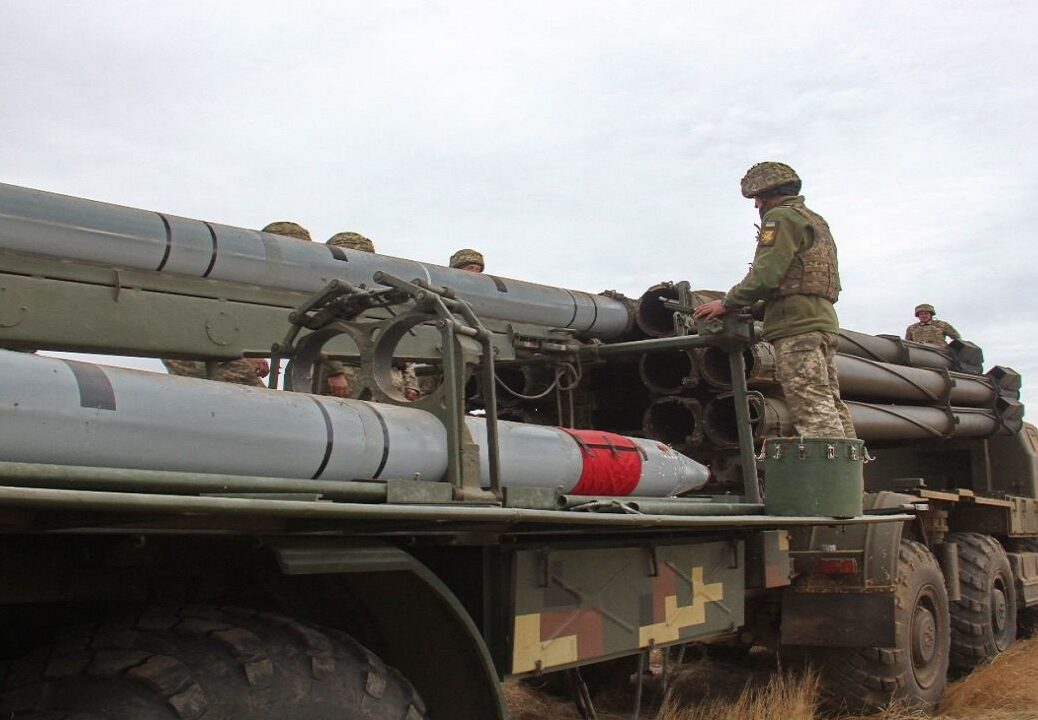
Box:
[162,221,313,386]
[450,249,485,273]
[693,162,855,438]
[906,304,960,346]
[322,232,420,401]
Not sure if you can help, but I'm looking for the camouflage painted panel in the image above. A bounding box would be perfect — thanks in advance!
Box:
[750,529,792,589]
[510,541,745,675]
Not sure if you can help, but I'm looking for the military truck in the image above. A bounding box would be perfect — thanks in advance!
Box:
[0,182,1034,719]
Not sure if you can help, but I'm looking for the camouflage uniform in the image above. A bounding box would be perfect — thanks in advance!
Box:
[724,163,854,438]
[332,365,420,398]
[772,332,855,437]
[321,232,420,399]
[906,319,960,346]
[450,248,485,271]
[162,359,264,387]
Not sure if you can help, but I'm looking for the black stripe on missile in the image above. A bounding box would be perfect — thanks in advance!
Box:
[328,246,349,262]
[202,222,219,278]
[488,275,508,293]
[309,398,334,480]
[587,292,599,333]
[155,213,173,272]
[62,360,116,411]
[564,289,580,328]
[367,404,391,479]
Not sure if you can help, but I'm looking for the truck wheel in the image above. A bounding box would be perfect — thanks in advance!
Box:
[946,532,1017,670]
[0,606,427,720]
[814,539,950,712]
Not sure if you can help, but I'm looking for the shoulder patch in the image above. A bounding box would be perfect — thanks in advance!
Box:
[758,219,779,246]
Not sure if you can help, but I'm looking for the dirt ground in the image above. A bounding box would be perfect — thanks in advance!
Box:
[505,638,1038,720]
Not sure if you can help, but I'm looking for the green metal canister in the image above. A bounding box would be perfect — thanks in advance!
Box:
[763,437,864,518]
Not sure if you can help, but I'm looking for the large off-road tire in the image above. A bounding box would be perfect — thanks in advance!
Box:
[813,539,950,712]
[946,532,1017,671]
[0,606,427,720]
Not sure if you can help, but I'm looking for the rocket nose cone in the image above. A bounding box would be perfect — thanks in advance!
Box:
[673,454,710,495]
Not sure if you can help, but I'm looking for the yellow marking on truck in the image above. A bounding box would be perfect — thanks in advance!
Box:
[778,530,790,551]
[512,613,579,674]
[638,567,724,646]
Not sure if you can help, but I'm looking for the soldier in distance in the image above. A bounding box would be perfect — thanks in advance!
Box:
[905,304,961,347]
[450,248,484,273]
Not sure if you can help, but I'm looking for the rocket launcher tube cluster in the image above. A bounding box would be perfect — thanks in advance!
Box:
[0,183,631,339]
[0,352,707,497]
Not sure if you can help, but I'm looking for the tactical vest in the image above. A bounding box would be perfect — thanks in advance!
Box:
[907,321,952,346]
[774,199,841,302]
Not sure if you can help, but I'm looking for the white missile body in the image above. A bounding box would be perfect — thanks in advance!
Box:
[0,351,707,497]
[0,183,631,338]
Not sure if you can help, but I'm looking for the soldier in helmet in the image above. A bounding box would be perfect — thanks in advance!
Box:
[262,221,312,242]
[906,304,960,346]
[320,233,420,401]
[450,248,485,273]
[327,231,375,253]
[693,162,855,439]
[162,221,316,386]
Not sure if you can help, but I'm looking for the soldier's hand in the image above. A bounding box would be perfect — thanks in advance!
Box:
[404,388,419,402]
[692,299,729,321]
[326,374,351,398]
[247,358,270,378]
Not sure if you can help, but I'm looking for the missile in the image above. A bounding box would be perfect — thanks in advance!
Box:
[0,351,707,497]
[0,183,632,339]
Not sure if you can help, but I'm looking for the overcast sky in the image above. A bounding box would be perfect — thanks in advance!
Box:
[2,1,1036,411]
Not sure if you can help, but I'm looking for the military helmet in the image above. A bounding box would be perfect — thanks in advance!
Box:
[450,248,485,270]
[740,162,801,198]
[262,221,311,242]
[327,232,375,253]
[915,303,936,317]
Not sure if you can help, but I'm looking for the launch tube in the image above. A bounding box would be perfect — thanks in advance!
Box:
[0,351,706,497]
[643,397,704,449]
[838,329,953,370]
[700,343,778,390]
[634,285,723,337]
[638,349,699,395]
[703,393,1001,446]
[835,355,996,407]
[0,183,631,338]
[703,343,997,407]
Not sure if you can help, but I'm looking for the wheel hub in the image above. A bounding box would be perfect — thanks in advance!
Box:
[912,605,937,666]
[992,585,1008,634]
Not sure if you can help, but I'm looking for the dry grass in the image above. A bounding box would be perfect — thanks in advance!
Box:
[505,638,1038,720]
[936,637,1038,720]
[656,670,818,720]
